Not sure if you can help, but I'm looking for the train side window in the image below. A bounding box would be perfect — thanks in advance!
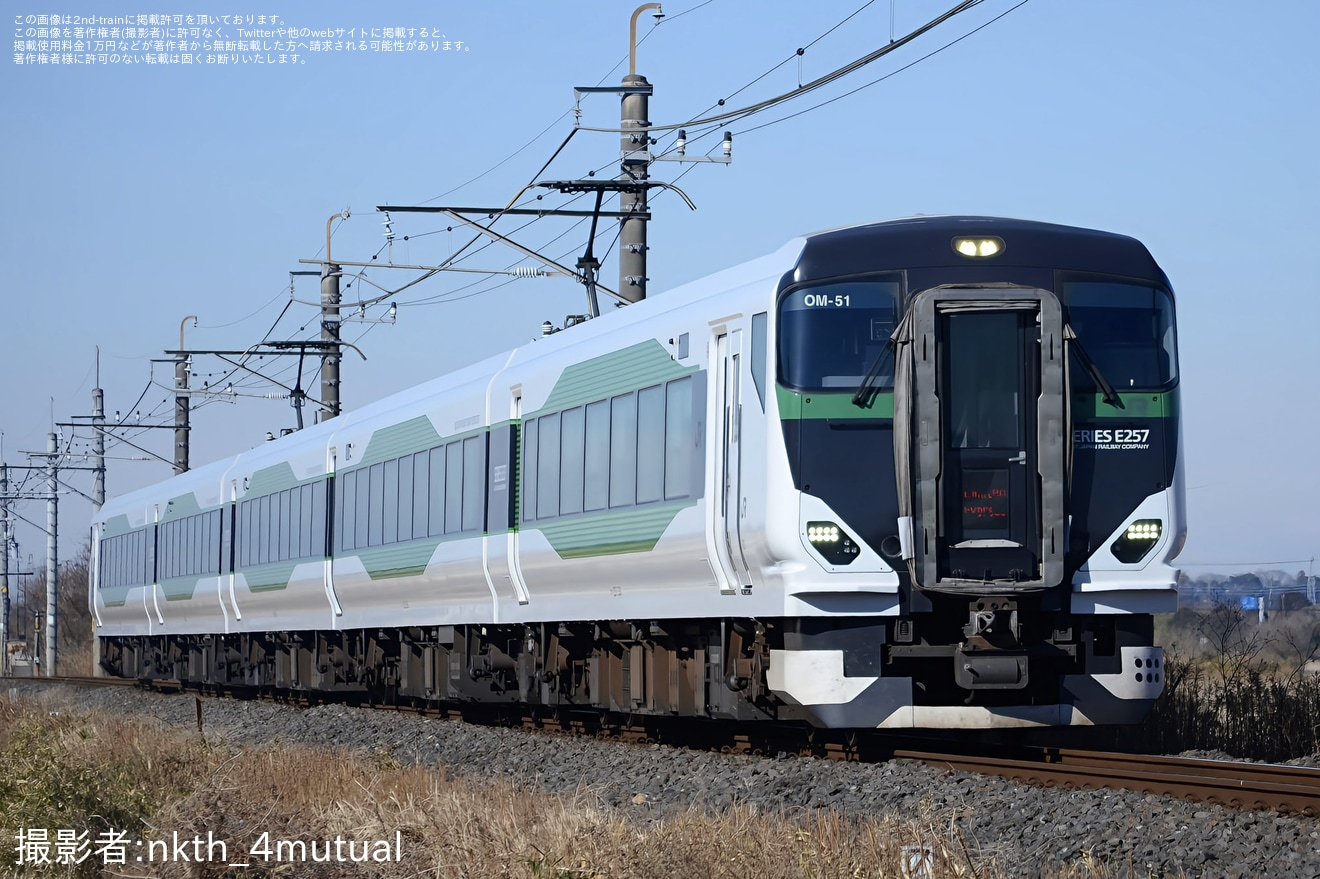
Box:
[536,413,561,520]
[240,500,251,564]
[445,441,464,534]
[412,451,430,539]
[523,419,539,522]
[278,490,289,561]
[354,467,370,548]
[367,462,385,547]
[282,488,295,556]
[311,481,327,557]
[199,512,210,574]
[283,488,298,560]
[462,435,485,532]
[265,497,274,565]
[258,494,271,565]
[637,385,664,504]
[397,454,413,545]
[664,376,694,500]
[559,406,585,516]
[173,518,182,577]
[609,393,638,508]
[383,458,399,545]
[583,400,610,512]
[751,312,767,410]
[340,470,356,552]
[429,446,446,537]
[214,509,223,573]
[299,483,313,558]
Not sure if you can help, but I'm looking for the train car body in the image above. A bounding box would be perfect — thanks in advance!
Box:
[93,216,1184,728]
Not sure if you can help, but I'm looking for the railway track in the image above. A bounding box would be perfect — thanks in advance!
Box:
[3,674,144,688]
[893,745,1320,816]
[8,674,1320,815]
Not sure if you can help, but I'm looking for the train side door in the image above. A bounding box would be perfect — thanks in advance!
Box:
[487,388,530,609]
[902,288,1065,590]
[710,329,752,592]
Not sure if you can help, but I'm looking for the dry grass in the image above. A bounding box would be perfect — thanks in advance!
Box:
[0,695,1135,878]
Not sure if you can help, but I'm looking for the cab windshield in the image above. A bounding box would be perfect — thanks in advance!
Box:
[777,277,902,392]
[1063,280,1177,391]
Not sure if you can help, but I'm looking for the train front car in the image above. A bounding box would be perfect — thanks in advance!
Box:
[768,217,1183,728]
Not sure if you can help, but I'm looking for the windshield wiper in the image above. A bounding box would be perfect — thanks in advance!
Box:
[1064,324,1124,408]
[851,341,896,408]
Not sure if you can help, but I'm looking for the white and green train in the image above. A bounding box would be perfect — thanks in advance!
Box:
[93,216,1184,728]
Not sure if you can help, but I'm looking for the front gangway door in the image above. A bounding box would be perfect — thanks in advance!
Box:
[894,286,1066,592]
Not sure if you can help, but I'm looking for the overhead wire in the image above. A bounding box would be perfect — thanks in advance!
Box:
[574,0,985,134]
[734,0,1032,137]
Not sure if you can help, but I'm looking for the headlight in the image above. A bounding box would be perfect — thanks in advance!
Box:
[1110,519,1163,563]
[952,236,1004,258]
[806,521,860,565]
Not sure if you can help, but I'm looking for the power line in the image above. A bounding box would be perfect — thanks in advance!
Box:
[735,0,1031,137]
[575,0,986,134]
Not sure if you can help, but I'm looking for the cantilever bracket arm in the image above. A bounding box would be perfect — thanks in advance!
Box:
[438,211,629,306]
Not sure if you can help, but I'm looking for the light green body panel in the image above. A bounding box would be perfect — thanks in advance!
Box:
[99,585,132,608]
[356,416,443,469]
[528,501,695,559]
[1071,389,1178,420]
[774,388,1178,422]
[356,540,443,581]
[533,339,699,416]
[160,576,205,601]
[246,461,305,497]
[162,493,203,520]
[102,514,134,539]
[776,386,895,420]
[242,562,303,592]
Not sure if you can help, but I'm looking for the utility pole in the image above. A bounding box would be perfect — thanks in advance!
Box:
[91,383,105,675]
[321,209,348,421]
[175,315,195,474]
[44,432,57,677]
[618,4,662,303]
[0,462,8,676]
[92,386,105,511]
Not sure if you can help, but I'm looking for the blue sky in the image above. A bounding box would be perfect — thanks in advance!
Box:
[2,0,1317,576]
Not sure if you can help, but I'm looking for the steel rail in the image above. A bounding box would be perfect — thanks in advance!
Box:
[897,747,1320,815]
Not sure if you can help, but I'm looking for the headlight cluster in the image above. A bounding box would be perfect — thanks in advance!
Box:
[807,524,840,543]
[806,521,860,565]
[952,236,1004,258]
[1111,519,1163,563]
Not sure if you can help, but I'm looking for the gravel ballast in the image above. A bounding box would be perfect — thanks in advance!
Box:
[9,681,1320,878]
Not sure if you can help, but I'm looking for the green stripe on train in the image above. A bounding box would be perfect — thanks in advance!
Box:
[530,501,694,559]
[246,462,304,497]
[356,415,443,468]
[358,540,444,580]
[243,562,302,592]
[534,339,699,415]
[98,584,134,607]
[776,387,895,420]
[1072,389,1178,419]
[102,515,135,538]
[162,493,203,519]
[160,576,204,600]
[775,387,1178,421]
